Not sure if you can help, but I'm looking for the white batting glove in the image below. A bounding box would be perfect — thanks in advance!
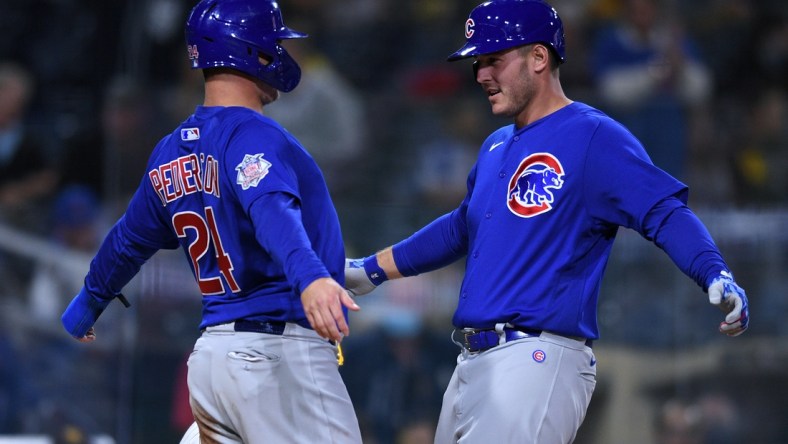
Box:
[707,271,749,337]
[344,258,378,296]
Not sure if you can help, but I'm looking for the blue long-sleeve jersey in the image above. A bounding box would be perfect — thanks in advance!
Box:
[83,106,345,330]
[393,102,727,339]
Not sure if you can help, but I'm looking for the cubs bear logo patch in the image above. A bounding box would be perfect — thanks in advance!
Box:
[235,153,271,190]
[507,152,564,218]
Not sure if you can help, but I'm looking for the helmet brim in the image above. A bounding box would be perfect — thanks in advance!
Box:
[279,27,308,40]
[447,43,478,61]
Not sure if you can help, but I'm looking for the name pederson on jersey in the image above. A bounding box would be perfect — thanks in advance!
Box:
[88,106,345,330]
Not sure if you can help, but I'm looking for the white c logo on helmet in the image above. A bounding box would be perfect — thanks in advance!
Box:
[465,18,475,38]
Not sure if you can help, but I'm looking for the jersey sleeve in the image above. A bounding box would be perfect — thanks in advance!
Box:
[249,191,331,293]
[583,118,688,233]
[222,120,301,213]
[392,163,474,276]
[83,181,179,301]
[642,196,729,289]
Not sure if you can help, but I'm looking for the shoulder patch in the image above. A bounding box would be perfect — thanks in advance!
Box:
[181,128,200,141]
[236,153,272,190]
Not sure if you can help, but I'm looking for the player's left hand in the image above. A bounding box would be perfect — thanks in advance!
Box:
[707,271,749,337]
[301,277,360,342]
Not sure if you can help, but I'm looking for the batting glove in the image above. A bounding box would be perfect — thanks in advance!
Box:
[61,287,111,339]
[345,257,386,296]
[707,271,749,337]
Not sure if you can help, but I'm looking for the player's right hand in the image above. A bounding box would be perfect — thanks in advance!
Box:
[707,271,749,337]
[301,277,360,342]
[344,258,378,296]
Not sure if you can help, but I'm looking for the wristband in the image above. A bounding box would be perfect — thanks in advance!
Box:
[61,287,111,338]
[363,255,389,286]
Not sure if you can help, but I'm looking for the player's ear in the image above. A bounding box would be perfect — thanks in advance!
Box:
[530,44,550,71]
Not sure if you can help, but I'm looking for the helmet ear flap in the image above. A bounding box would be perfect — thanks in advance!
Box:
[257,45,302,92]
[472,61,480,79]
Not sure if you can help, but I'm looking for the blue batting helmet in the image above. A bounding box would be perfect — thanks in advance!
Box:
[447,0,566,63]
[185,0,307,92]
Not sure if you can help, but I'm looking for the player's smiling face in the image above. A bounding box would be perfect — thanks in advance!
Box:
[475,46,537,120]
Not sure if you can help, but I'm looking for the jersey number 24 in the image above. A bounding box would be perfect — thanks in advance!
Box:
[173,207,241,295]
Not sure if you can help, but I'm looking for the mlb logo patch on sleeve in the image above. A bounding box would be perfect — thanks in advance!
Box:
[236,153,272,190]
[181,128,200,141]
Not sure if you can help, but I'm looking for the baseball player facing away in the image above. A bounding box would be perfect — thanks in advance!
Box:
[346,1,749,443]
[60,0,363,443]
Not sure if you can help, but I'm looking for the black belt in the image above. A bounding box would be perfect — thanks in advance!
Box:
[233,320,286,335]
[228,320,336,345]
[456,327,592,353]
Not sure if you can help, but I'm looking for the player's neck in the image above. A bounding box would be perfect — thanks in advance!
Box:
[514,80,572,128]
[203,74,267,114]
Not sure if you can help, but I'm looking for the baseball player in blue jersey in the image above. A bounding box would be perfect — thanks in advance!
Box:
[60,1,362,442]
[345,1,749,442]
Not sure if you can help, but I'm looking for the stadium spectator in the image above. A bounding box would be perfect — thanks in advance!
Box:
[59,75,164,217]
[265,32,367,194]
[0,61,58,231]
[590,0,713,181]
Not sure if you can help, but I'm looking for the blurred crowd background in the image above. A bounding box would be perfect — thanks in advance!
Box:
[0,0,785,443]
